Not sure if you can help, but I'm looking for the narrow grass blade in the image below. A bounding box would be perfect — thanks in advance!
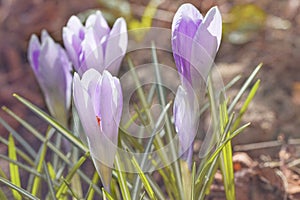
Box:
[0,188,7,200]
[131,102,171,199]
[31,130,50,196]
[2,107,75,166]
[152,42,183,200]
[0,154,43,178]
[127,58,153,128]
[1,109,102,195]
[196,122,250,185]
[8,134,22,200]
[0,136,34,166]
[218,96,235,200]
[0,115,36,158]
[191,162,196,200]
[232,79,260,131]
[47,162,56,180]
[115,153,131,200]
[13,93,88,153]
[86,172,100,200]
[131,156,156,200]
[56,152,90,199]
[228,63,262,113]
[0,177,39,200]
[43,162,56,200]
[102,188,114,200]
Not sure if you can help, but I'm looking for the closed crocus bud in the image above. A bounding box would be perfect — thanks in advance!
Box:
[173,85,198,170]
[73,69,123,191]
[172,4,222,90]
[63,11,128,76]
[28,30,72,126]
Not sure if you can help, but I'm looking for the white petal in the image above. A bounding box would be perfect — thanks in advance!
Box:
[104,18,127,75]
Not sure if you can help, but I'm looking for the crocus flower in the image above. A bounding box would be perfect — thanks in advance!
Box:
[73,69,123,190]
[28,30,72,126]
[63,11,128,76]
[172,4,222,90]
[172,4,222,169]
[173,85,199,170]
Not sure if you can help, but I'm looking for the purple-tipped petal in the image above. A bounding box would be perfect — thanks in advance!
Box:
[28,31,72,126]
[172,3,203,83]
[172,4,222,85]
[171,3,203,37]
[104,18,128,75]
[28,34,41,73]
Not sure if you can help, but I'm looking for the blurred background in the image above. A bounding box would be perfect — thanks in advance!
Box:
[0,0,300,199]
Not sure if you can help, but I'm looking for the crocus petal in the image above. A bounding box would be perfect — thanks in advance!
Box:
[67,15,85,39]
[28,30,72,126]
[173,85,198,170]
[63,27,80,69]
[99,71,119,142]
[172,3,203,83]
[85,11,110,42]
[80,28,104,74]
[190,7,222,84]
[73,72,99,139]
[28,34,41,73]
[171,3,203,37]
[104,18,128,75]
[200,6,222,51]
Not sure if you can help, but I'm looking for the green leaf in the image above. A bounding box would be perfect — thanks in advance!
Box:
[13,94,88,153]
[43,162,56,200]
[31,129,50,196]
[0,154,43,179]
[8,134,22,200]
[0,177,39,200]
[131,102,171,199]
[115,153,131,200]
[152,42,183,200]
[196,122,250,185]
[56,152,90,199]
[191,163,196,200]
[102,188,114,200]
[131,156,156,200]
[0,188,7,200]
[228,63,262,113]
[86,172,100,200]
[232,79,260,131]
[0,135,34,166]
[0,115,36,158]
[47,162,56,180]
[218,96,235,200]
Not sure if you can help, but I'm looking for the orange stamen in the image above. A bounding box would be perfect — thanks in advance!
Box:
[96,116,101,127]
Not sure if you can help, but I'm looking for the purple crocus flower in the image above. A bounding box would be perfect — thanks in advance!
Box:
[28,30,72,126]
[172,4,222,89]
[172,4,222,169]
[73,69,123,190]
[63,11,128,76]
